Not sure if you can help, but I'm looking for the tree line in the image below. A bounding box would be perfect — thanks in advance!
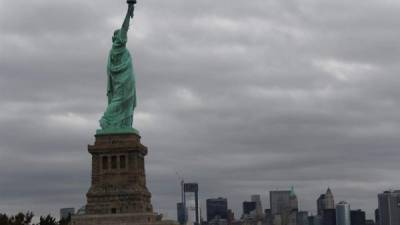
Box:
[0,212,70,225]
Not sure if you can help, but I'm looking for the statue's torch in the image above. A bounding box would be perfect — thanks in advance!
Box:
[127,0,137,18]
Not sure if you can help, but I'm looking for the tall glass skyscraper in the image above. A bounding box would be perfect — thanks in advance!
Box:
[336,201,350,225]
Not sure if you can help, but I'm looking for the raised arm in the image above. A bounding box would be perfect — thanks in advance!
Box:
[121,3,135,39]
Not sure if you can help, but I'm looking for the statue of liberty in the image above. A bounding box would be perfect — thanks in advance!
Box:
[97,0,139,135]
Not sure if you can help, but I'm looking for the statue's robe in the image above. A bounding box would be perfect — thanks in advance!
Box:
[99,29,136,131]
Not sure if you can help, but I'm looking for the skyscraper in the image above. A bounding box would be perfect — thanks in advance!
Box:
[269,187,298,225]
[251,195,263,218]
[265,209,273,225]
[325,189,334,210]
[243,201,257,215]
[322,209,335,225]
[184,183,200,225]
[317,195,326,216]
[270,189,298,215]
[227,209,235,225]
[351,210,366,225]
[60,208,75,220]
[378,190,400,225]
[207,198,228,222]
[297,211,309,225]
[177,202,187,225]
[317,188,335,216]
[375,208,380,225]
[336,201,350,225]
[270,191,291,215]
[308,215,322,225]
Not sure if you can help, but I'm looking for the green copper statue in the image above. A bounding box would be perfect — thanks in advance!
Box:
[97,0,139,135]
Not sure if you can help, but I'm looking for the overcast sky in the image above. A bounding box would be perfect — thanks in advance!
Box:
[1,0,400,220]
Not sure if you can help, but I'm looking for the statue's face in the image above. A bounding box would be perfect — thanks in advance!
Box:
[112,29,120,42]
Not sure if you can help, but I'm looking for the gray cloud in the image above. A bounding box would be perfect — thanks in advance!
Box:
[1,0,400,220]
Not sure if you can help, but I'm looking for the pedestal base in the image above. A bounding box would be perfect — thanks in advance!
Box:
[71,213,178,225]
[72,133,178,225]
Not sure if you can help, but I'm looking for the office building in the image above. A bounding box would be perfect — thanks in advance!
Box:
[297,211,309,225]
[378,190,400,225]
[270,188,298,215]
[183,183,200,225]
[207,198,228,222]
[308,215,322,225]
[243,201,257,215]
[317,188,335,216]
[60,208,75,220]
[375,209,380,225]
[177,202,187,225]
[227,209,235,225]
[322,209,335,225]
[336,201,350,225]
[351,210,366,225]
[265,209,273,225]
[251,195,263,217]
[270,187,298,225]
[270,190,291,215]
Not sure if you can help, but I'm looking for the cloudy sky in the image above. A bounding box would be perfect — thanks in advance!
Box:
[1,0,400,220]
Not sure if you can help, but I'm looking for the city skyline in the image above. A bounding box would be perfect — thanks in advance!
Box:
[179,186,379,221]
[1,0,400,222]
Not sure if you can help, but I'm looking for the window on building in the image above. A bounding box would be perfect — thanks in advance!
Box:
[111,156,117,169]
[120,155,126,169]
[102,156,108,170]
[111,208,116,214]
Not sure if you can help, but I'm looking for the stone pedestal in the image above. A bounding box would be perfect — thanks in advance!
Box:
[71,213,177,225]
[71,133,177,225]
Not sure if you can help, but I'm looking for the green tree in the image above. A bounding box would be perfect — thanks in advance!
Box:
[11,212,33,225]
[0,213,10,225]
[2,212,34,225]
[37,215,56,225]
